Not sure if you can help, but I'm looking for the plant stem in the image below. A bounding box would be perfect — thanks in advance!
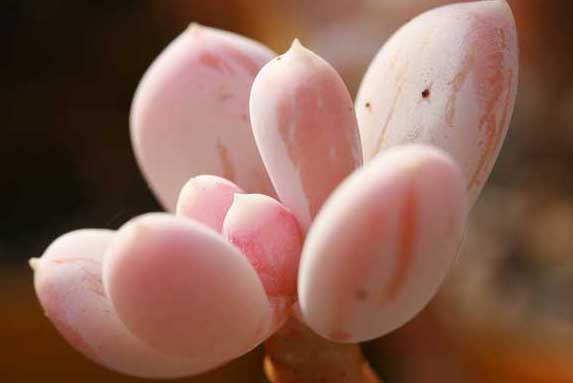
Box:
[263,318,381,383]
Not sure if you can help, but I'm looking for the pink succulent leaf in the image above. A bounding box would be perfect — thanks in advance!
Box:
[223,193,303,333]
[298,144,466,343]
[356,0,518,207]
[250,39,362,231]
[102,213,272,363]
[131,25,276,211]
[32,229,225,378]
[176,174,244,232]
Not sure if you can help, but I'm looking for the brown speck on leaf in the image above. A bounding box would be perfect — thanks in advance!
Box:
[365,102,371,109]
[355,289,368,301]
[218,92,234,102]
[422,88,431,99]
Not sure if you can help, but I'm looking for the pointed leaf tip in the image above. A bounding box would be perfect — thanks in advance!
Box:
[291,38,303,49]
[188,22,202,32]
[29,257,39,272]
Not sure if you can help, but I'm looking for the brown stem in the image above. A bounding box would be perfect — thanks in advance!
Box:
[263,318,381,383]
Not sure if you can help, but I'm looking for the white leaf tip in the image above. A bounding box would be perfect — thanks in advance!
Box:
[288,38,307,54]
[188,22,202,32]
[29,257,40,272]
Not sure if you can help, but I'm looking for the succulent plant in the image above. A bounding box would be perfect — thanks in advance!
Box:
[30,1,518,381]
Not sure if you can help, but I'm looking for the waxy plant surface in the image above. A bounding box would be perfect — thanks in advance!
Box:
[31,0,518,379]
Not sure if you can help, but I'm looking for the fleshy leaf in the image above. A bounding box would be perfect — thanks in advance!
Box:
[298,145,466,343]
[356,0,518,206]
[131,25,276,211]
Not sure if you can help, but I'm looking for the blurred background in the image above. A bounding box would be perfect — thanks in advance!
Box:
[1,0,571,381]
